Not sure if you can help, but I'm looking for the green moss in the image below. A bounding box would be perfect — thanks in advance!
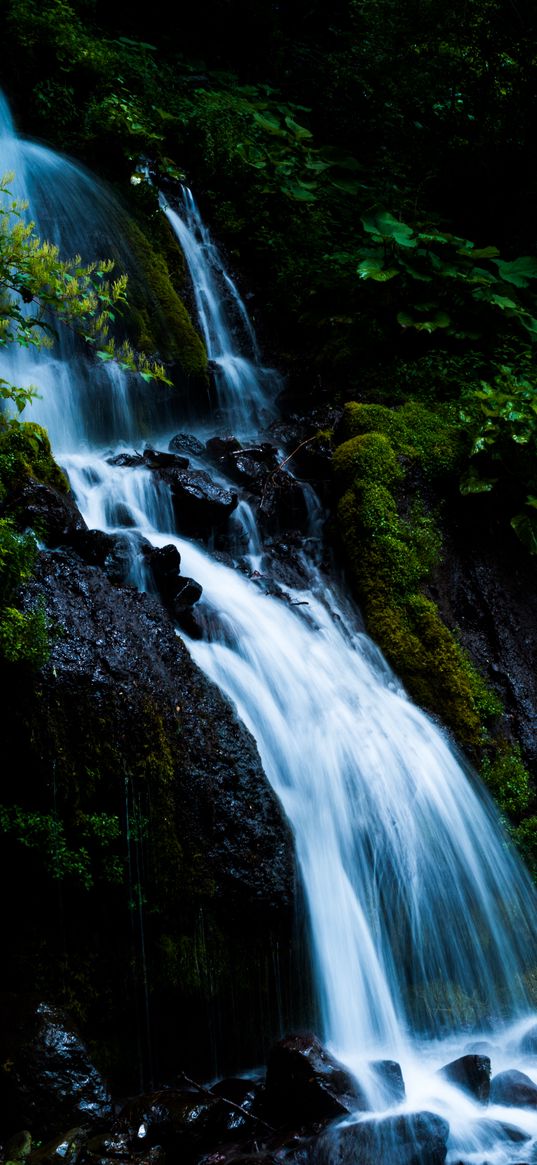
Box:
[341,399,462,475]
[0,420,68,499]
[123,219,208,380]
[336,398,501,751]
[481,744,532,817]
[333,431,403,488]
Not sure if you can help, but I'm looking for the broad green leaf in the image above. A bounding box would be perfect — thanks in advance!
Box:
[494,256,537,287]
[284,116,312,140]
[362,209,415,248]
[358,260,399,280]
[252,110,283,134]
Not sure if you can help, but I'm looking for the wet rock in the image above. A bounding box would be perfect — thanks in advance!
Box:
[209,1077,265,1135]
[159,467,238,533]
[314,1110,450,1165]
[119,1089,230,1151]
[171,576,203,615]
[257,473,308,534]
[29,1127,86,1165]
[104,501,137,528]
[10,478,87,546]
[169,433,205,459]
[370,1060,406,1105]
[9,552,294,1080]
[265,1033,367,1121]
[438,1054,491,1103]
[102,532,149,585]
[0,999,112,1138]
[142,447,189,470]
[205,438,278,492]
[519,1024,537,1055]
[142,543,182,603]
[106,452,144,468]
[205,436,242,460]
[475,1117,531,1144]
[69,528,119,567]
[490,1069,537,1108]
[5,1131,32,1160]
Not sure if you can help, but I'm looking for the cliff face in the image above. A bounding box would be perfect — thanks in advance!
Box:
[1,531,296,1086]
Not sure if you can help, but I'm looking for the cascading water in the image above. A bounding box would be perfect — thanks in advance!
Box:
[3,93,537,1162]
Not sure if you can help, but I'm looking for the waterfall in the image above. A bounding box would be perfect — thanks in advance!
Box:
[3,93,537,1162]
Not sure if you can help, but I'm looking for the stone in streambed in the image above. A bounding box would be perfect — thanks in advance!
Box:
[370,1059,406,1104]
[158,467,237,532]
[10,478,87,546]
[437,1054,491,1103]
[171,576,203,614]
[142,446,189,470]
[0,999,112,1138]
[490,1069,537,1108]
[265,1033,367,1121]
[168,433,205,458]
[314,1110,449,1165]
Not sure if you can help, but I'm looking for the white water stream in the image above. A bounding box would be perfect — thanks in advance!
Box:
[3,93,537,1162]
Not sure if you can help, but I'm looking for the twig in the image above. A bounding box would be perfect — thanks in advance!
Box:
[179,1071,275,1133]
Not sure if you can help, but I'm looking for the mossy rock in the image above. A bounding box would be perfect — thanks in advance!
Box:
[340,400,462,476]
[122,218,208,380]
[335,400,501,752]
[0,421,68,501]
[333,431,403,488]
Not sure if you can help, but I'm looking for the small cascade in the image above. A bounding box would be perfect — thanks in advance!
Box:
[160,186,279,434]
[3,92,537,1162]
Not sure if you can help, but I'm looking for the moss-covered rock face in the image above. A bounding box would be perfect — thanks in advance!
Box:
[334,398,505,751]
[121,214,208,381]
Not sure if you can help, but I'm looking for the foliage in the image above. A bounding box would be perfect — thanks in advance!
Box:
[355,207,537,343]
[0,803,123,888]
[459,363,537,553]
[0,171,169,414]
[335,400,503,750]
[0,516,49,667]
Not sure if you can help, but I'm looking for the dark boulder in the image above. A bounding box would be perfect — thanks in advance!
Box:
[106,452,144,468]
[205,438,279,493]
[119,1089,231,1152]
[265,1034,367,1122]
[438,1054,491,1103]
[159,467,238,533]
[314,1110,449,1165]
[9,478,87,546]
[142,447,189,470]
[370,1060,406,1105]
[169,433,205,459]
[171,576,203,615]
[142,543,182,604]
[0,999,112,1138]
[5,551,295,1085]
[69,528,119,567]
[490,1069,537,1108]
[257,473,308,534]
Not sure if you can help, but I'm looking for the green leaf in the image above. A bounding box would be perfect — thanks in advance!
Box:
[358,259,399,281]
[361,209,415,248]
[494,256,537,287]
[511,511,537,553]
[252,110,283,134]
[284,115,312,140]
[460,468,497,494]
